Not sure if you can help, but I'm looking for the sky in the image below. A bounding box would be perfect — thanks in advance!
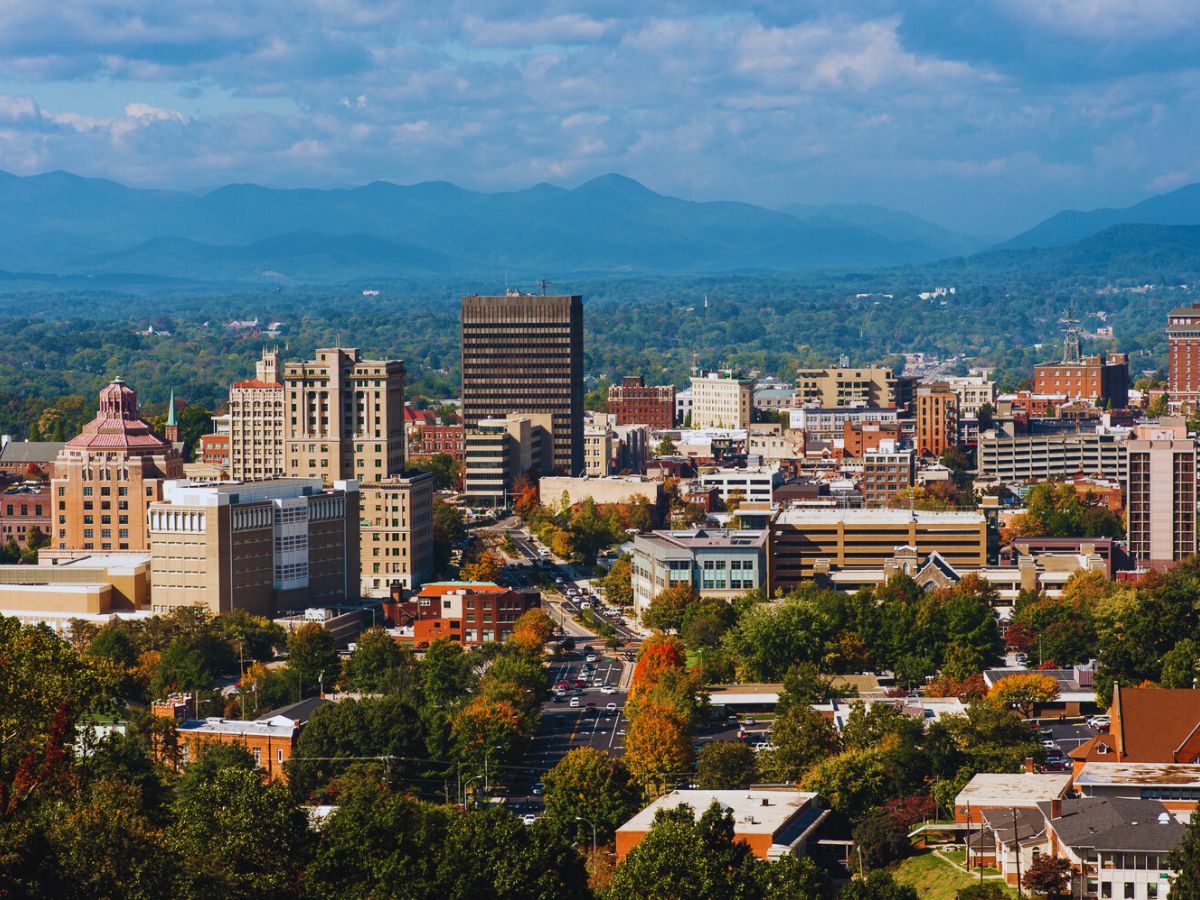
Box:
[0,0,1197,235]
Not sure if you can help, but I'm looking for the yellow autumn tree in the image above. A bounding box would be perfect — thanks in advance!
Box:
[987,672,1059,719]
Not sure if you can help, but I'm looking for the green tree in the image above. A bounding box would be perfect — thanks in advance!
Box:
[801,744,899,821]
[86,625,137,669]
[220,610,286,662]
[343,627,415,694]
[756,855,835,899]
[168,766,311,899]
[286,622,340,697]
[840,871,919,900]
[541,747,639,845]
[1167,804,1200,898]
[696,740,758,789]
[601,556,634,607]
[150,631,236,697]
[757,704,840,783]
[433,499,467,570]
[1160,638,1199,689]
[421,638,475,708]
[642,583,699,632]
[852,809,911,868]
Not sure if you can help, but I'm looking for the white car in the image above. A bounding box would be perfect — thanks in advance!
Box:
[601,686,617,695]
[606,703,618,712]
[585,654,597,663]
[569,697,580,708]
[1087,715,1111,729]
[753,742,776,752]
[521,814,538,826]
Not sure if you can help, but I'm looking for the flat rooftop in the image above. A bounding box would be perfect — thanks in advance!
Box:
[1076,763,1200,787]
[956,773,1073,807]
[179,715,297,738]
[619,789,818,837]
[773,508,985,526]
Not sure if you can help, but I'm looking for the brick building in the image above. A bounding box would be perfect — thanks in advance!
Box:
[1126,439,1196,567]
[416,424,465,459]
[0,484,51,549]
[607,376,676,429]
[861,448,915,507]
[842,420,904,459]
[915,383,959,458]
[147,478,360,617]
[0,441,64,478]
[52,379,184,552]
[1033,353,1129,409]
[1167,302,1200,407]
[412,581,540,647]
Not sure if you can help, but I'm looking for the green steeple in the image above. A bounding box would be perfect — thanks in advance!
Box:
[166,390,177,427]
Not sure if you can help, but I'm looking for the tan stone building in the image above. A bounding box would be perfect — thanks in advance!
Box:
[794,366,896,408]
[52,379,185,552]
[229,348,285,480]
[282,348,406,485]
[689,370,754,429]
[147,478,360,616]
[360,472,436,596]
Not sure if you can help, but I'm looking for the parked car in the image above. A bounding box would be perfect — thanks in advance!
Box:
[522,814,538,826]
[606,703,618,712]
[1087,715,1111,730]
[532,782,544,795]
[569,697,580,708]
[585,654,597,663]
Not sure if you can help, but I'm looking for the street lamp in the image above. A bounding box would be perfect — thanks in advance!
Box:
[484,744,502,794]
[576,815,598,859]
[461,774,482,806]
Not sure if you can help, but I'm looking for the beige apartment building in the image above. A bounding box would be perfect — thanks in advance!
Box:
[282,348,406,484]
[584,424,614,476]
[794,366,896,408]
[52,379,185,552]
[1126,439,1197,567]
[689,370,754,429]
[360,472,436,596]
[229,348,285,480]
[916,383,959,457]
[147,478,360,616]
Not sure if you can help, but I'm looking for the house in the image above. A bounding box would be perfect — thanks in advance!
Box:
[954,771,1074,824]
[1070,685,1200,772]
[616,789,828,861]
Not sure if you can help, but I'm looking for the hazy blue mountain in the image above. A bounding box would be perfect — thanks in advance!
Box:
[0,170,949,280]
[1000,183,1200,250]
[779,202,987,257]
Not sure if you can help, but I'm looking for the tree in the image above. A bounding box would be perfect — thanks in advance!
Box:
[756,704,840,783]
[956,885,1009,900]
[852,809,911,869]
[343,627,410,693]
[421,638,475,708]
[86,625,137,669]
[1159,638,1199,689]
[1022,854,1072,898]
[623,701,693,788]
[839,871,919,900]
[642,583,698,632]
[655,435,677,456]
[303,779,450,898]
[1167,802,1200,897]
[696,740,758,789]
[607,802,761,899]
[600,556,634,607]
[508,608,555,656]
[1147,393,1169,418]
[168,766,310,898]
[756,855,835,899]
[451,697,526,777]
[987,673,1059,719]
[460,550,505,583]
[801,744,899,820]
[286,622,340,697]
[220,610,285,662]
[432,499,467,570]
[541,747,639,844]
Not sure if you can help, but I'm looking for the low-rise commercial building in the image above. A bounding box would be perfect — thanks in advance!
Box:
[0,552,151,633]
[616,789,828,861]
[767,507,987,592]
[538,475,663,510]
[147,478,360,617]
[953,772,1074,824]
[689,370,754,429]
[977,428,1130,483]
[0,484,50,548]
[608,376,675,429]
[631,528,766,616]
[695,465,782,505]
[861,448,914,506]
[788,407,899,441]
[794,366,895,408]
[411,581,539,647]
[416,424,465,460]
[1034,352,1129,408]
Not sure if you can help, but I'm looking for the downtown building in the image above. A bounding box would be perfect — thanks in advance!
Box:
[1126,439,1197,568]
[147,478,360,617]
[282,348,407,484]
[607,376,676,429]
[52,379,185,552]
[794,366,896,408]
[360,472,436,596]
[228,348,285,480]
[461,292,584,475]
[1168,303,1200,408]
[689,370,754,429]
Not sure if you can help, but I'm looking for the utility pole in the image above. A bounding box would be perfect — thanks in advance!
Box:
[1012,807,1023,898]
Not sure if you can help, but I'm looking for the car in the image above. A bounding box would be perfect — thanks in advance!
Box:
[753,742,776,752]
[744,717,757,726]
[555,577,565,585]
[585,701,596,709]
[521,814,538,826]
[1087,715,1111,730]
[606,702,618,712]
[586,654,597,663]
[580,601,592,610]
[532,782,544,795]
[601,686,617,695]
[1041,739,1058,750]
[569,697,580,708]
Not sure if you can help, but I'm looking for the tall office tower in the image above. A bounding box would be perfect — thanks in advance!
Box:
[1126,439,1197,567]
[461,291,583,475]
[229,348,285,481]
[282,348,406,484]
[607,376,675,429]
[915,383,959,458]
[1168,304,1200,407]
[52,378,185,551]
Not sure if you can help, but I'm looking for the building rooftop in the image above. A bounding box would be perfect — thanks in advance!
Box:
[179,715,298,738]
[955,773,1073,807]
[773,508,985,526]
[638,528,767,550]
[618,789,819,838]
[1076,762,1200,788]
[256,696,331,725]
[0,441,65,463]
[417,581,507,597]
[1040,797,1185,853]
[158,477,348,506]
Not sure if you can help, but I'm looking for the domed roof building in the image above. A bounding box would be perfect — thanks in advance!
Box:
[52,378,184,553]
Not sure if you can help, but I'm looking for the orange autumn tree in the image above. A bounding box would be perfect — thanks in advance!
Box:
[628,634,686,703]
[508,608,555,656]
[623,699,693,790]
[459,550,505,583]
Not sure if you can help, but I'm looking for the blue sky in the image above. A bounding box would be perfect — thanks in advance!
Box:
[0,0,1197,234]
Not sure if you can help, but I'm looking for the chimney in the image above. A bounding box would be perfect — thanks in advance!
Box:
[1024,756,1035,774]
[1050,798,1062,819]
[761,797,770,807]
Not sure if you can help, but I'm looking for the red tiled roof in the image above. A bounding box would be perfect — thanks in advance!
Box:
[1074,686,1200,764]
[232,379,283,389]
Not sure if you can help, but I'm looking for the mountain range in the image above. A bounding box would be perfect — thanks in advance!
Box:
[0,169,1197,285]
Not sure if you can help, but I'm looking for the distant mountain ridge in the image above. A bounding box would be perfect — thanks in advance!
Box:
[1000,183,1200,250]
[778,202,987,258]
[0,170,962,281]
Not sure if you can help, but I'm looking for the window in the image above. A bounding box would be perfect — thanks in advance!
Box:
[1124,884,1135,899]
[252,747,262,767]
[1101,883,1112,899]
[277,748,284,764]
[1147,884,1158,899]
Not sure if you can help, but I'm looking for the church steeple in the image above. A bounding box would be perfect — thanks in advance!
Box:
[164,390,180,443]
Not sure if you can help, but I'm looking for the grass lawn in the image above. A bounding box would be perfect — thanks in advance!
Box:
[892,850,1019,899]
